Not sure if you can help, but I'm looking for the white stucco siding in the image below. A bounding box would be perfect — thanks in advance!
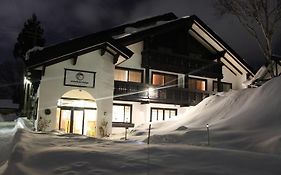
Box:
[112,100,189,129]
[117,42,143,69]
[37,50,115,136]
[221,66,239,89]
[221,63,248,90]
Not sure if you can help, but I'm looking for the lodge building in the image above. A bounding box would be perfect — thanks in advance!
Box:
[24,13,253,137]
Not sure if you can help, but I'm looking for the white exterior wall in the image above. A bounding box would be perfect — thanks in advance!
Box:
[118,42,143,70]
[112,100,189,133]
[222,65,248,90]
[37,50,114,137]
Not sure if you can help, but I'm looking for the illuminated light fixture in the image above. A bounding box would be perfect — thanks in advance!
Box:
[147,87,157,98]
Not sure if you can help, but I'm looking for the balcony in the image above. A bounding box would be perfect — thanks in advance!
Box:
[114,81,211,106]
[142,50,223,79]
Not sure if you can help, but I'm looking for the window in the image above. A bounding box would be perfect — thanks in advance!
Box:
[113,104,132,123]
[150,108,177,122]
[152,72,178,87]
[213,81,232,92]
[114,68,143,83]
[186,77,207,91]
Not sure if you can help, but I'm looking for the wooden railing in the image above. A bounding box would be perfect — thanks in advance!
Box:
[142,50,223,79]
[114,81,211,106]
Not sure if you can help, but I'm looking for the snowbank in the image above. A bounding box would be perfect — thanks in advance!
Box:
[1,77,281,174]
[129,76,281,154]
[2,128,281,175]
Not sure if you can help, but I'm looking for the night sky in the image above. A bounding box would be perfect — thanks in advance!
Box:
[0,0,281,70]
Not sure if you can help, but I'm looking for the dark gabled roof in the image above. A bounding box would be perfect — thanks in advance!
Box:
[26,36,134,69]
[26,12,253,75]
[26,13,178,69]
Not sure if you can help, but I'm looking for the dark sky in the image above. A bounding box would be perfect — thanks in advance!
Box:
[0,0,280,70]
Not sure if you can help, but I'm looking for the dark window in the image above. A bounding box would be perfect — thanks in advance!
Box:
[114,68,143,83]
[152,72,178,87]
[213,81,232,92]
[150,108,177,122]
[113,104,132,123]
[186,77,207,91]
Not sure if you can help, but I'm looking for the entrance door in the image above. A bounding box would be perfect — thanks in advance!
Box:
[60,109,71,133]
[72,110,84,134]
[59,107,96,136]
[83,109,97,137]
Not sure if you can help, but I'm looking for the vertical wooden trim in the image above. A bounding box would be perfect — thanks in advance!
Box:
[70,109,74,133]
[42,66,46,76]
[71,56,78,65]
[59,108,62,130]
[81,110,85,135]
[145,68,150,84]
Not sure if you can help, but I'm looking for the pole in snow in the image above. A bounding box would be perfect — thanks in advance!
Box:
[147,124,151,144]
[124,127,128,140]
[206,124,210,146]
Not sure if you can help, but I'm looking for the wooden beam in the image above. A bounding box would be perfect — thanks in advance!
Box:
[113,54,120,64]
[71,56,78,65]
[100,48,106,56]
[42,66,46,76]
[145,68,150,84]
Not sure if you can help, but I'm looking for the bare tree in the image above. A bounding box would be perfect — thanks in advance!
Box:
[215,0,281,76]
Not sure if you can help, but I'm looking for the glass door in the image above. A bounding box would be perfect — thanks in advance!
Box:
[84,109,97,137]
[73,110,84,134]
[60,109,71,133]
[58,106,97,136]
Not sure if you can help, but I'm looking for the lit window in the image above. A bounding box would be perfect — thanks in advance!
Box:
[114,69,128,81]
[114,68,143,83]
[129,71,142,82]
[213,81,232,92]
[152,72,178,87]
[150,108,177,122]
[113,104,132,123]
[187,78,206,91]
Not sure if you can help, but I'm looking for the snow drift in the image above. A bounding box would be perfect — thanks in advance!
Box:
[130,76,281,154]
[1,77,281,174]
[2,126,281,175]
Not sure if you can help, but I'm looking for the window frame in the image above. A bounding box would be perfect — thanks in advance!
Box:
[112,103,133,124]
[185,77,207,91]
[151,71,178,87]
[212,81,232,92]
[114,67,144,83]
[150,107,177,122]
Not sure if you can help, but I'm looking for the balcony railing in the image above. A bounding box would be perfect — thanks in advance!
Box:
[142,50,223,79]
[114,81,211,106]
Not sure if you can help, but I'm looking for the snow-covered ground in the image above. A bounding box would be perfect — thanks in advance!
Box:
[127,76,281,154]
[0,76,281,175]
